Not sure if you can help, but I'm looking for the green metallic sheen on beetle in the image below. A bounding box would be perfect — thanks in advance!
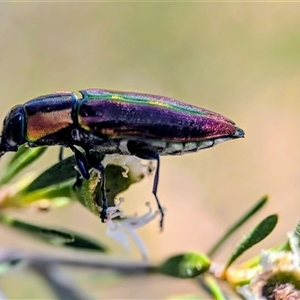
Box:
[0,89,244,154]
[0,88,244,228]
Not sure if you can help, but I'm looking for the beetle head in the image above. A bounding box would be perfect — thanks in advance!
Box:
[0,105,25,156]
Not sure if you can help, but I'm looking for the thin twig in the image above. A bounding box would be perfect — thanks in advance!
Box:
[0,248,153,274]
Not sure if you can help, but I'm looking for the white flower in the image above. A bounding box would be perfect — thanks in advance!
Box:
[102,155,151,180]
[105,199,160,261]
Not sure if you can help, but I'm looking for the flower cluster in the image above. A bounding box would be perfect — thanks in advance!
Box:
[239,232,300,300]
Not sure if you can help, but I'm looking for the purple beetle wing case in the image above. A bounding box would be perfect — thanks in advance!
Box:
[0,88,244,157]
[77,89,243,142]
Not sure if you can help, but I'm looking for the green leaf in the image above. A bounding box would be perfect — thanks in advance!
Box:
[0,147,47,185]
[72,169,102,216]
[24,155,77,193]
[62,230,108,251]
[74,163,146,215]
[208,195,268,257]
[17,181,73,205]
[224,214,278,270]
[157,252,210,278]
[295,219,300,239]
[105,164,140,200]
[0,214,107,252]
[6,145,31,166]
[199,275,228,300]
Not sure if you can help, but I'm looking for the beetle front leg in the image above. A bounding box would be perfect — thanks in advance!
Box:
[70,146,90,189]
[85,150,108,223]
[70,146,90,179]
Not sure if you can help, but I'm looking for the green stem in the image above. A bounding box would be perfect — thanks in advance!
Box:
[208,195,268,257]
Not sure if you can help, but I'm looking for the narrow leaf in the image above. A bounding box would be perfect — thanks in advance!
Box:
[224,214,278,270]
[0,147,47,185]
[200,275,228,300]
[295,219,300,239]
[0,214,107,252]
[17,182,72,205]
[6,145,30,166]
[156,252,210,278]
[62,230,108,251]
[25,156,77,193]
[208,195,268,257]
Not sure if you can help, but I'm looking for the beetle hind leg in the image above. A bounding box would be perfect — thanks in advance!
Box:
[136,150,164,230]
[127,142,164,230]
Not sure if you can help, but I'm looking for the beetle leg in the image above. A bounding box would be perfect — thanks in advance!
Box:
[59,147,64,161]
[70,146,90,181]
[127,146,164,230]
[85,150,108,223]
[73,169,83,189]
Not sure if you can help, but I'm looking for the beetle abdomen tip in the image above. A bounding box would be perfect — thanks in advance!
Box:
[234,127,245,138]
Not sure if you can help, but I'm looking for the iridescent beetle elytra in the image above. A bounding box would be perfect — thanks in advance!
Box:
[0,89,244,229]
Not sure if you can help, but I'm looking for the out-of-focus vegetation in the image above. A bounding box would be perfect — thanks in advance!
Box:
[0,143,289,299]
[1,3,300,299]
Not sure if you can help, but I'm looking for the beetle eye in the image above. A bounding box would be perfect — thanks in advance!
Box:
[5,113,23,147]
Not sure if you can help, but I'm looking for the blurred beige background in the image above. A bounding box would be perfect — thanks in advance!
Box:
[1,3,300,299]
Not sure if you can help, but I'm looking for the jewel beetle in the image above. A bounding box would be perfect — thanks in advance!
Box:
[0,89,244,229]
